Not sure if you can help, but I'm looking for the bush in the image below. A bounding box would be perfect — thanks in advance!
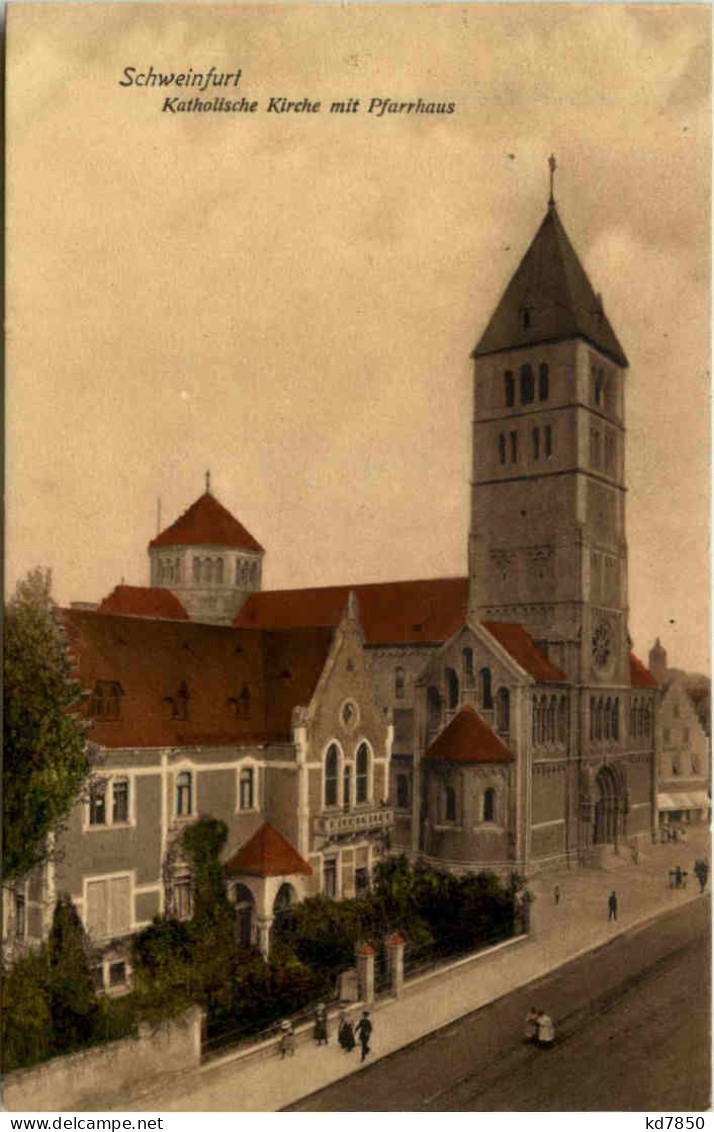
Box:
[1,947,53,1072]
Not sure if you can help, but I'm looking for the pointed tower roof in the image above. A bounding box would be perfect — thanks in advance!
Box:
[149,491,264,553]
[224,823,312,877]
[473,204,628,368]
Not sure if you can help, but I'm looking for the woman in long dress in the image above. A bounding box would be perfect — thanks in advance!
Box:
[338,1010,356,1052]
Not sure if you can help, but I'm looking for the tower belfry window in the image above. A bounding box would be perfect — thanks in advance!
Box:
[520,364,534,405]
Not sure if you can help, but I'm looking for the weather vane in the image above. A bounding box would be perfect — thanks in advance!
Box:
[548,154,557,207]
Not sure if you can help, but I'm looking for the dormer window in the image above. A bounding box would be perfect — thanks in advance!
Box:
[89,681,123,721]
[166,682,190,721]
[230,685,251,719]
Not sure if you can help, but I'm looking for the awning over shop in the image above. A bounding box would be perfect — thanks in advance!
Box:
[657,791,711,812]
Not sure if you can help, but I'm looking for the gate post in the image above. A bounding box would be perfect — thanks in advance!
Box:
[356,942,375,1005]
[386,932,405,997]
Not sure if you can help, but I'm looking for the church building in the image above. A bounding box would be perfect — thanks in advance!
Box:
[5,177,663,970]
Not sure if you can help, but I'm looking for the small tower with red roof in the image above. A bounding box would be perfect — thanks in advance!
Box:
[148,477,265,625]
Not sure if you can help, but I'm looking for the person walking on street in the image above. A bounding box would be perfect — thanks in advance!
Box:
[338,1011,355,1053]
[608,890,618,921]
[675,865,683,889]
[553,885,560,906]
[280,1020,296,1059]
[524,1006,539,1044]
[694,859,709,893]
[313,1003,328,1046]
[536,1010,555,1050]
[356,1009,373,1061]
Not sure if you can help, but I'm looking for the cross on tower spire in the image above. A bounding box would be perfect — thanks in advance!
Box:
[548,154,557,208]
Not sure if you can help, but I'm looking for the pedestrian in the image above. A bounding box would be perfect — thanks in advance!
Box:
[356,1009,373,1061]
[523,1006,539,1044]
[608,890,618,921]
[279,1020,296,1059]
[338,1011,355,1053]
[675,865,683,889]
[553,885,560,906]
[694,859,709,893]
[535,1010,555,1050]
[313,1002,328,1046]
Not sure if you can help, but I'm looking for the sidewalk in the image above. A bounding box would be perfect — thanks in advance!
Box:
[119,828,710,1112]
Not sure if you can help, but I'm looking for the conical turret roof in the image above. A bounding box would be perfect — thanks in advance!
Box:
[149,491,264,553]
[473,204,628,367]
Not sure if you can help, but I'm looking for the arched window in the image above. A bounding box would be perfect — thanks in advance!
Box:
[496,688,510,733]
[445,784,457,823]
[239,767,254,810]
[343,763,352,809]
[462,647,475,687]
[324,744,339,807]
[483,787,496,823]
[533,696,540,745]
[504,371,515,407]
[539,363,549,401]
[396,774,409,809]
[498,433,506,466]
[540,695,548,745]
[356,743,369,804]
[520,364,534,404]
[446,667,459,711]
[176,771,193,817]
[427,686,442,734]
[558,696,567,743]
[480,668,493,710]
[193,557,201,583]
[533,427,540,460]
[395,667,405,700]
[215,558,224,584]
[204,558,214,584]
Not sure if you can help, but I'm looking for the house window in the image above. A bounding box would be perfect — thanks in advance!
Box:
[510,431,518,463]
[538,363,549,401]
[355,867,370,895]
[446,668,459,711]
[520,364,534,404]
[396,774,409,809]
[89,781,107,826]
[533,427,540,460]
[356,743,369,804]
[483,788,496,823]
[14,891,26,940]
[445,784,457,824]
[325,744,339,807]
[395,667,405,700]
[323,858,337,898]
[109,961,127,988]
[85,875,131,938]
[176,771,193,817]
[173,871,193,920]
[496,688,510,733]
[90,681,122,720]
[480,667,493,710]
[498,433,506,466]
[239,767,255,811]
[504,371,515,407]
[112,779,129,824]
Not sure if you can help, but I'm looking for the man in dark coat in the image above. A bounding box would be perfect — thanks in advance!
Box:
[608,890,618,921]
[356,1010,373,1061]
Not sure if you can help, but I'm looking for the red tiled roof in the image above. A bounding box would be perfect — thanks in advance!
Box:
[236,577,469,646]
[473,204,628,368]
[149,492,264,553]
[482,622,567,683]
[97,585,189,621]
[224,823,312,877]
[425,706,512,764]
[630,653,659,689]
[63,610,332,749]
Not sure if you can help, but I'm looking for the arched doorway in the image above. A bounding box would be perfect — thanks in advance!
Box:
[272,882,297,937]
[593,765,621,846]
[232,883,254,949]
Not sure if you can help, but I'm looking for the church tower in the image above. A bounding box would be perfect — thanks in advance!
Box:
[468,169,630,688]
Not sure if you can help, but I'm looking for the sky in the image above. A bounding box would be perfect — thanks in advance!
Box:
[6,2,711,674]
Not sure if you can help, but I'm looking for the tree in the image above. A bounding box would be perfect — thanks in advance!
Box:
[3,568,91,880]
[47,894,100,1052]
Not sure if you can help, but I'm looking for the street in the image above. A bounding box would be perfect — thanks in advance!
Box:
[287,897,711,1111]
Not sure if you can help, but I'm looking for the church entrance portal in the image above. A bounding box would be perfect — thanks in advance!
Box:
[593,765,623,847]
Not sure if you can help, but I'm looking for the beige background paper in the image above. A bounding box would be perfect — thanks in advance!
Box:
[6,2,711,672]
